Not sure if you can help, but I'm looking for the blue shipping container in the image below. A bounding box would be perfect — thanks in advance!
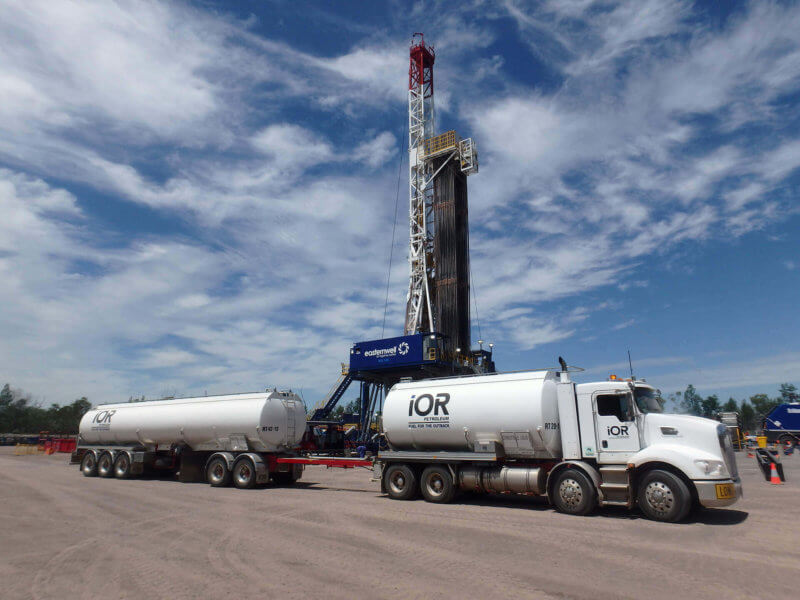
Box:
[349,333,440,371]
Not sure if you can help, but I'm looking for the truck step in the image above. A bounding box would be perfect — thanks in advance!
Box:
[601,499,630,507]
[599,465,630,485]
[599,482,630,505]
[600,482,629,490]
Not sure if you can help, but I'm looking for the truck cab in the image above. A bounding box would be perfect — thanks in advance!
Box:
[570,378,741,519]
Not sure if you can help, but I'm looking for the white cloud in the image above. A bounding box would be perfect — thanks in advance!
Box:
[612,319,636,331]
[250,124,334,168]
[353,132,397,167]
[0,0,227,142]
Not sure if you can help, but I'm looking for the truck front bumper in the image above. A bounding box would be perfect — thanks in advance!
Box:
[694,479,742,508]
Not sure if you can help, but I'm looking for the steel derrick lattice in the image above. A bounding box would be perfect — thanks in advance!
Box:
[405,34,436,336]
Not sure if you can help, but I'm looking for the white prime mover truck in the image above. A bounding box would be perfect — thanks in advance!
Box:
[375,368,741,522]
[73,390,307,488]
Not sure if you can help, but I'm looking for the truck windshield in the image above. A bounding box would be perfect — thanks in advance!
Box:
[634,387,664,414]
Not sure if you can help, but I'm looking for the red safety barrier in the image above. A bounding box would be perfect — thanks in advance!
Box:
[54,438,76,453]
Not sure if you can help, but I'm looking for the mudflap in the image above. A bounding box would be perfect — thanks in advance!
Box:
[178,448,206,483]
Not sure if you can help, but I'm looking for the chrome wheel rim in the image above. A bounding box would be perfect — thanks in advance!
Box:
[644,481,674,515]
[82,456,95,473]
[210,462,225,484]
[99,455,112,474]
[115,456,128,475]
[426,473,445,498]
[235,463,252,486]
[559,478,583,508]
[389,471,407,494]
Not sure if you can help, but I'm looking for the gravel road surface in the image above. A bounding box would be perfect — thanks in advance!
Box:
[1,448,798,599]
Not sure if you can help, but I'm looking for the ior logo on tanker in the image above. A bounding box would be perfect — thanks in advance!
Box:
[91,409,116,431]
[409,393,449,416]
[93,410,116,424]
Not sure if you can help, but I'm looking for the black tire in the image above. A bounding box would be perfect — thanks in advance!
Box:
[552,468,596,516]
[97,452,114,478]
[114,453,132,479]
[384,464,418,500]
[637,469,691,523]
[81,452,98,477]
[232,458,257,489]
[420,465,456,503]
[207,457,231,487]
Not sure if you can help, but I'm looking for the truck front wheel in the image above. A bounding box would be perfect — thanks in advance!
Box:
[81,452,98,477]
[384,464,418,500]
[552,468,596,516]
[420,465,456,503]
[637,470,691,522]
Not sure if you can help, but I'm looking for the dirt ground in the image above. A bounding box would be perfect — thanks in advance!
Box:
[1,448,798,600]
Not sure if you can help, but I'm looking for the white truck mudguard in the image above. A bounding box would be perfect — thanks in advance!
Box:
[628,444,741,508]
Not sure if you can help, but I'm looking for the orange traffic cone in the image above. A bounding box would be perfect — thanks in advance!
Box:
[747,448,754,458]
[769,462,783,485]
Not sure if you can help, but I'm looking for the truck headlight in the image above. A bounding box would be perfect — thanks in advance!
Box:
[694,459,725,476]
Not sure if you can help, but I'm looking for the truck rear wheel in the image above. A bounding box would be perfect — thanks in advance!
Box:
[97,452,114,478]
[232,457,257,489]
[384,464,418,500]
[114,453,132,479]
[552,468,596,516]
[207,457,231,487]
[81,452,98,477]
[637,469,691,522]
[420,465,456,503]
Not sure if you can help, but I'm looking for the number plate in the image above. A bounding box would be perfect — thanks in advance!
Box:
[715,483,735,499]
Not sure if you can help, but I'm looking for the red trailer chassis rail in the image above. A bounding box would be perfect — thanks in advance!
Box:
[277,456,373,469]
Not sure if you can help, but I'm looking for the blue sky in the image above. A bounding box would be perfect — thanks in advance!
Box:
[0,0,798,407]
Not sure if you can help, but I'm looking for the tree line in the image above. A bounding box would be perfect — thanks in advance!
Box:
[670,382,798,431]
[1,380,798,435]
[0,384,91,434]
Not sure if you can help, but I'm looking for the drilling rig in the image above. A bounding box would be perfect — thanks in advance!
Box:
[309,34,493,449]
[405,33,478,357]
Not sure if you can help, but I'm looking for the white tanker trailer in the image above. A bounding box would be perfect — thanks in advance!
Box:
[72,390,308,488]
[374,368,741,522]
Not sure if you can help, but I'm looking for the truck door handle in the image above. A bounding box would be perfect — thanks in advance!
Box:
[601,440,608,448]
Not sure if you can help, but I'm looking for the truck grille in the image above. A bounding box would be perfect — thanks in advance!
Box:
[718,425,739,480]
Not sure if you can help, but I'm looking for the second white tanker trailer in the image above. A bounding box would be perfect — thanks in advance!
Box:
[73,389,310,488]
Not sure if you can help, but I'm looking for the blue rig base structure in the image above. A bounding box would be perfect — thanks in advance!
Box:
[309,332,494,449]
